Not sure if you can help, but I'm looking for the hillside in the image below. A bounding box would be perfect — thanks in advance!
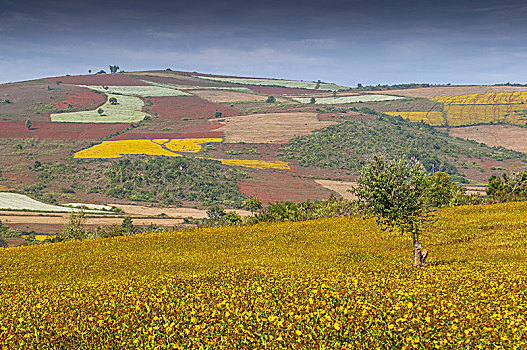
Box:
[1,203,526,348]
[2,70,527,236]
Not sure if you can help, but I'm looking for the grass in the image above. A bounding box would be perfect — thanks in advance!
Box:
[1,202,527,348]
[50,94,145,123]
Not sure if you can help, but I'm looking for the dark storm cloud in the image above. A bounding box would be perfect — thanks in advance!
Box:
[1,0,527,84]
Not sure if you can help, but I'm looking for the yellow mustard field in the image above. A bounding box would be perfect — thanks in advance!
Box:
[443,104,527,126]
[206,157,291,170]
[385,111,445,126]
[430,91,527,105]
[74,138,223,159]
[1,202,527,349]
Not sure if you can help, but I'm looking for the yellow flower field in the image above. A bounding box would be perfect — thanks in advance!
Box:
[74,138,222,159]
[1,202,527,348]
[385,111,445,126]
[443,104,527,126]
[207,158,291,170]
[430,91,527,105]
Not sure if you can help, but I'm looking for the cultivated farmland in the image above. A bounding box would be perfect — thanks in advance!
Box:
[385,111,445,126]
[50,94,146,123]
[1,203,527,348]
[79,85,190,97]
[193,75,352,91]
[292,94,403,104]
[213,112,336,143]
[74,138,222,159]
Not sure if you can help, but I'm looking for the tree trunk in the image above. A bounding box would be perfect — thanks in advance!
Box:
[412,232,429,267]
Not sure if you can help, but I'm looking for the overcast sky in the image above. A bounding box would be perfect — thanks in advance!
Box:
[1,0,527,86]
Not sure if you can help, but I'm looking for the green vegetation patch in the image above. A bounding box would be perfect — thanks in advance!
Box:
[38,157,248,207]
[50,94,145,123]
[280,116,527,183]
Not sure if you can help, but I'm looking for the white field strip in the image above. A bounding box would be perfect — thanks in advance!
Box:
[50,94,145,123]
[79,85,190,97]
[293,95,403,104]
[63,203,114,211]
[0,193,105,213]
[192,76,351,91]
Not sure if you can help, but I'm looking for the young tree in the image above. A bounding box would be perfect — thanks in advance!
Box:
[61,211,87,240]
[350,155,434,267]
[109,97,118,105]
[242,196,263,215]
[121,215,135,234]
[310,97,316,104]
[266,95,276,103]
[25,119,32,129]
[109,65,120,73]
[97,108,104,116]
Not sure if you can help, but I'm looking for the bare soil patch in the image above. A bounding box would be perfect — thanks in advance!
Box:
[44,74,149,86]
[448,125,527,154]
[238,172,334,204]
[212,112,336,143]
[1,84,103,122]
[314,180,357,200]
[110,204,250,219]
[366,86,527,98]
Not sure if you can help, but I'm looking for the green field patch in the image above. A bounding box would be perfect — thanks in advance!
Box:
[50,94,145,123]
[293,95,403,104]
[193,76,351,91]
[79,85,190,97]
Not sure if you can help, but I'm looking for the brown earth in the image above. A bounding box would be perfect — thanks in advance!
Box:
[0,84,104,122]
[238,172,334,204]
[211,112,336,143]
[366,86,527,98]
[314,180,357,200]
[448,125,527,154]
[110,204,250,219]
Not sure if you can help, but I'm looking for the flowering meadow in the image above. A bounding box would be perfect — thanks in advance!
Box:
[1,202,527,349]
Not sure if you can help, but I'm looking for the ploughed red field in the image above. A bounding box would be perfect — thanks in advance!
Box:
[0,121,127,139]
[149,96,239,119]
[44,74,149,86]
[51,88,106,110]
[110,131,224,140]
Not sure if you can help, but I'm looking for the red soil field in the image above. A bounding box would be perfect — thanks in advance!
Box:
[238,172,334,204]
[245,86,320,95]
[110,131,224,140]
[149,96,239,119]
[44,74,149,86]
[0,121,127,139]
[51,88,106,109]
[134,74,237,88]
